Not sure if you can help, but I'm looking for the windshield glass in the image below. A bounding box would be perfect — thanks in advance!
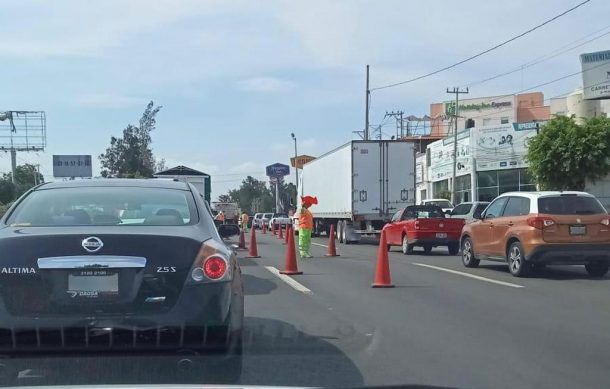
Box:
[7,187,195,226]
[538,196,606,215]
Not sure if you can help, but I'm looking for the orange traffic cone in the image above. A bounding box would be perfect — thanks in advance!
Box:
[283,224,290,244]
[371,230,394,288]
[325,223,340,257]
[238,229,247,250]
[262,223,267,235]
[280,227,302,275]
[278,224,284,240]
[246,227,260,258]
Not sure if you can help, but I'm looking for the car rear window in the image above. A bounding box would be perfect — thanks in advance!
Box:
[6,187,197,226]
[403,206,445,219]
[538,196,606,215]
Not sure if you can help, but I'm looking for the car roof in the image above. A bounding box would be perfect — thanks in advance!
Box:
[424,198,452,202]
[497,191,595,200]
[36,178,190,191]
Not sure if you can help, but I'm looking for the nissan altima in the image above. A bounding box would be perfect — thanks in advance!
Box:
[0,179,244,380]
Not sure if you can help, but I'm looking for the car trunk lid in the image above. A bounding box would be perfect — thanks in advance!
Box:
[0,227,204,316]
[541,214,610,244]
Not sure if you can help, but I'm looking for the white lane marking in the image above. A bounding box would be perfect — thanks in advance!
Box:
[264,266,313,295]
[412,263,525,289]
[312,242,328,248]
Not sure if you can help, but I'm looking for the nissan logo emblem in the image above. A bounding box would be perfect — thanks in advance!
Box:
[82,237,104,253]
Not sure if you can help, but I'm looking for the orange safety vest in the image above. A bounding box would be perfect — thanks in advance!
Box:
[216,213,225,222]
[299,207,313,230]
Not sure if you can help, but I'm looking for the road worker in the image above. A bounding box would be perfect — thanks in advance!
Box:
[298,195,318,258]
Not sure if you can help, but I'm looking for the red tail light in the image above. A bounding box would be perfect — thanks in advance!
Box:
[527,216,555,229]
[601,218,610,226]
[414,220,420,230]
[203,256,227,280]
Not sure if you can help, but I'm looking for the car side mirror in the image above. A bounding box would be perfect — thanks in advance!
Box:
[473,213,483,220]
[218,224,240,238]
[445,210,452,215]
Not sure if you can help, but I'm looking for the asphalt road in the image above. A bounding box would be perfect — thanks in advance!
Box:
[4,230,610,388]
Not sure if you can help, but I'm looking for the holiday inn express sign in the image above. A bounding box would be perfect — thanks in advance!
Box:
[445,100,512,115]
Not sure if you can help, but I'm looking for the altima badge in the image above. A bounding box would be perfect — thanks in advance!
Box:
[82,237,104,253]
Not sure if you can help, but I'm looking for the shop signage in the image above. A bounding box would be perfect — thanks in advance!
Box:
[580,50,610,100]
[473,124,537,171]
[445,100,512,115]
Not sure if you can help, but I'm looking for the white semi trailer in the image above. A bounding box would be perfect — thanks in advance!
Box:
[297,140,416,243]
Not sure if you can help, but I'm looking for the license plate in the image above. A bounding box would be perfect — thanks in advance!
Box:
[569,225,586,235]
[68,270,118,298]
[436,233,447,239]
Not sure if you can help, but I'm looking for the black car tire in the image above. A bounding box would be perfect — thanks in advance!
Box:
[508,241,530,277]
[461,237,480,268]
[401,235,413,255]
[448,243,459,256]
[423,245,432,255]
[585,262,610,277]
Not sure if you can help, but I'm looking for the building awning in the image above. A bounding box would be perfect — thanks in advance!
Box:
[154,165,210,177]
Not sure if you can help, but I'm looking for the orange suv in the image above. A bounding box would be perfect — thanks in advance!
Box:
[460,192,610,277]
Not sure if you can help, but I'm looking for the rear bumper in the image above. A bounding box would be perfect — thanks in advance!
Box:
[0,281,243,352]
[409,237,460,246]
[526,244,610,264]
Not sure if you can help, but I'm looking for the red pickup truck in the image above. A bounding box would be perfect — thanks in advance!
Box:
[384,205,465,255]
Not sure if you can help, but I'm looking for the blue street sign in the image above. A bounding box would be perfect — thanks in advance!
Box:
[266,163,290,177]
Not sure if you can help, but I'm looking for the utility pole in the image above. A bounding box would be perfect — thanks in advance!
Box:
[446,87,469,204]
[364,65,370,140]
[400,111,404,137]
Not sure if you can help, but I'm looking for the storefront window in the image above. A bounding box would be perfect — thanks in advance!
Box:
[477,171,497,187]
[455,175,471,204]
[498,170,519,194]
[476,168,536,201]
[478,187,499,202]
[433,180,449,198]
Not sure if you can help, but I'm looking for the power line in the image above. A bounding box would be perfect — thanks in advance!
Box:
[463,27,610,88]
[371,0,591,91]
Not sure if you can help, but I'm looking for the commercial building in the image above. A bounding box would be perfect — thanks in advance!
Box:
[416,92,550,205]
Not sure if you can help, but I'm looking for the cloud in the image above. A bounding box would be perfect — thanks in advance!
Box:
[229,161,264,175]
[237,77,295,92]
[73,94,148,109]
[301,138,317,148]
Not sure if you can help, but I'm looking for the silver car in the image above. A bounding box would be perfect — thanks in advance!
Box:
[448,201,490,224]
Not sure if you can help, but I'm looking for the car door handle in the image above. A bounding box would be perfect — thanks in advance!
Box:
[507,222,514,226]
[488,223,494,228]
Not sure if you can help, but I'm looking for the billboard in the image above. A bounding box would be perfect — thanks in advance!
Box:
[473,124,537,171]
[580,50,610,100]
[53,155,92,177]
[290,155,316,169]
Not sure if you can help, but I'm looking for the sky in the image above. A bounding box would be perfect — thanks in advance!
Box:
[0,0,608,199]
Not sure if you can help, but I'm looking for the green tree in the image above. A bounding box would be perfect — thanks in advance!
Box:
[526,115,610,191]
[221,176,274,214]
[0,178,15,204]
[3,164,44,199]
[99,101,162,178]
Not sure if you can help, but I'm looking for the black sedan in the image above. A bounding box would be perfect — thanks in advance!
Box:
[0,179,244,380]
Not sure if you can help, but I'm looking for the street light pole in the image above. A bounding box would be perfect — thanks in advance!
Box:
[291,132,298,203]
